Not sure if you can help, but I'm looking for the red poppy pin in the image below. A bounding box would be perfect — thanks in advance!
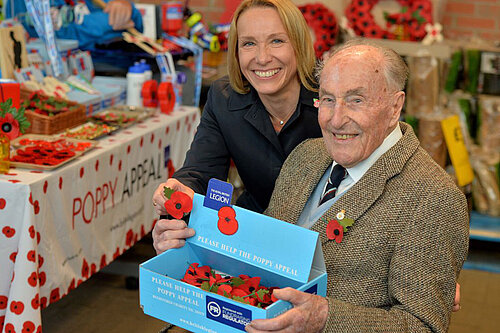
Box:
[163,187,193,219]
[217,206,239,235]
[322,210,355,244]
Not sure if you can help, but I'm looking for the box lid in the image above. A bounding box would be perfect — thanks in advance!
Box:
[187,193,324,284]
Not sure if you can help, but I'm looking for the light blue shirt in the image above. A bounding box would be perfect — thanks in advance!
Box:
[297,124,403,229]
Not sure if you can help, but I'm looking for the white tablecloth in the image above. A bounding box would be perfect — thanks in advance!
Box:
[0,107,200,333]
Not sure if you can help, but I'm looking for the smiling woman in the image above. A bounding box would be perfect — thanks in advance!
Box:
[151,0,323,226]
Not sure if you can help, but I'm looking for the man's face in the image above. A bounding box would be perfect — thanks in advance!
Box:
[318,47,404,168]
[237,7,299,98]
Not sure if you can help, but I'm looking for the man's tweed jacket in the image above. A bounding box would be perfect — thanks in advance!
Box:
[265,122,469,333]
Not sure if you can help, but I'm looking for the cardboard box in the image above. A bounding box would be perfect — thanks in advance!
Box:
[66,90,102,116]
[92,76,127,105]
[140,193,327,333]
[92,82,123,109]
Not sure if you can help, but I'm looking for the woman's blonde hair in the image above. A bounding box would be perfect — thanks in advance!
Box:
[227,0,316,94]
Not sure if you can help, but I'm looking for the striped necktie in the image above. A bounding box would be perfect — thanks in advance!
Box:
[319,164,347,206]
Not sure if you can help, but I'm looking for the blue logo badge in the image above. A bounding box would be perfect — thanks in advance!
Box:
[206,295,251,331]
[204,178,233,211]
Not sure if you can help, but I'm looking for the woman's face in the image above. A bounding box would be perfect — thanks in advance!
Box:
[237,7,299,98]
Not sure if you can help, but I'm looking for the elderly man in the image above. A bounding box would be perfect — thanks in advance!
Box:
[246,40,469,333]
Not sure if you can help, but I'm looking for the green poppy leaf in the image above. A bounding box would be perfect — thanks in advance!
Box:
[163,187,175,199]
[200,281,210,291]
[230,277,245,287]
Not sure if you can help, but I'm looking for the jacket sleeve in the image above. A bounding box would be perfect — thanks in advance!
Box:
[322,186,469,333]
[171,82,232,195]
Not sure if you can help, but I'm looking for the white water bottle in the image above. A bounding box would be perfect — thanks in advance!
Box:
[140,59,153,81]
[126,62,146,106]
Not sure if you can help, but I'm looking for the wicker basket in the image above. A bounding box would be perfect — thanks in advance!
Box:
[21,88,87,135]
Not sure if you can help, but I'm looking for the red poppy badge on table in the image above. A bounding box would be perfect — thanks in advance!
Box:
[163,186,193,220]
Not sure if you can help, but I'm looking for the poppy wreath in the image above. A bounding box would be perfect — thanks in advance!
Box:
[299,3,338,58]
[181,263,280,308]
[345,0,433,41]
[163,186,193,219]
[0,99,30,140]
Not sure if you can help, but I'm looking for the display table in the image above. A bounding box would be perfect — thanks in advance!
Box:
[0,107,200,333]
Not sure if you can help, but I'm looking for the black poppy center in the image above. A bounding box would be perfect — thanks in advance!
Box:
[249,287,255,292]
[334,229,340,236]
[225,217,230,222]
[2,122,12,133]
[175,203,181,209]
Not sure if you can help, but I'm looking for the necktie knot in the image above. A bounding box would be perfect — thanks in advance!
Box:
[319,164,347,206]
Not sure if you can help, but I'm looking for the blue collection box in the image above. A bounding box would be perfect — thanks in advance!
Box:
[139,193,327,333]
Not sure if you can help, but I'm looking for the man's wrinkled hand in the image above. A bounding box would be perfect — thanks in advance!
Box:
[245,287,328,333]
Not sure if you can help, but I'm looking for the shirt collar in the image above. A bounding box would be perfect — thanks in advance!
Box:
[341,123,403,183]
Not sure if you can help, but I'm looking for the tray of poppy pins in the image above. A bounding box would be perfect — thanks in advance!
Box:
[59,121,120,140]
[91,106,156,129]
[9,134,97,170]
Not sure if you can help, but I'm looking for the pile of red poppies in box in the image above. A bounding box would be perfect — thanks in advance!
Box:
[181,263,280,308]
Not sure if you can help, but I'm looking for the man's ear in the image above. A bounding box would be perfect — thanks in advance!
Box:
[390,90,405,124]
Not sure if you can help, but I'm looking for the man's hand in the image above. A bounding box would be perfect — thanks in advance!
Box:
[152,179,195,255]
[452,283,461,312]
[104,0,134,30]
[245,288,328,333]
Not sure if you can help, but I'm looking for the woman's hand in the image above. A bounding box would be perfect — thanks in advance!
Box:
[152,217,195,255]
[152,178,194,216]
[152,179,195,255]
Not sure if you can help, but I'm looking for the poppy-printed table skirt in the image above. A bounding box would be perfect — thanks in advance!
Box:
[0,107,200,333]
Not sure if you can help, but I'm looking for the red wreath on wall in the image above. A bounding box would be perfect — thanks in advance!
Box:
[345,0,433,41]
[299,3,338,58]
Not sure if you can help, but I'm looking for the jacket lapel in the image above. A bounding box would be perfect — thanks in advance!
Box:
[228,87,284,154]
[271,139,332,225]
[243,103,284,154]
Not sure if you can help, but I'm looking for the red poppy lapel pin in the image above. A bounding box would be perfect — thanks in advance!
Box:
[322,210,355,244]
[163,186,193,219]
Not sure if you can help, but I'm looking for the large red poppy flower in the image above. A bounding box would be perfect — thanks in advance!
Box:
[164,191,193,219]
[0,113,20,140]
